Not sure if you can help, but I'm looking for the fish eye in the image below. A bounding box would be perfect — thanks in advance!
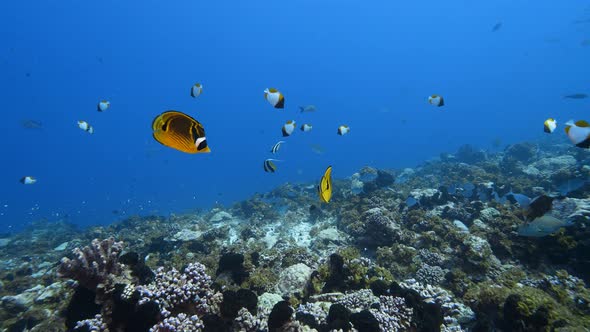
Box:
[197,139,208,151]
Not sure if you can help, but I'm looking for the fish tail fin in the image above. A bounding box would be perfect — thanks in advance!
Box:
[299,106,304,112]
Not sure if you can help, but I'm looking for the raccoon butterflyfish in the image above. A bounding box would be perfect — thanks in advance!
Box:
[191,83,203,98]
[318,166,333,203]
[151,111,211,154]
[565,120,590,148]
[543,118,557,133]
[428,94,444,107]
[97,100,110,112]
[264,88,285,109]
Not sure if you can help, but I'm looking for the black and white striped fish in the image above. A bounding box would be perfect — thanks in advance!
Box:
[263,159,281,173]
[270,141,285,154]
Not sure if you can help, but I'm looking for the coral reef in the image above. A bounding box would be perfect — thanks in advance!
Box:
[137,263,220,317]
[0,138,589,331]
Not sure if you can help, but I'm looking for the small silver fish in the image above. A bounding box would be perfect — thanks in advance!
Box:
[299,105,317,113]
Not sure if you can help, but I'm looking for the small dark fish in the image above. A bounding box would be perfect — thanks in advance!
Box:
[581,40,590,47]
[573,18,590,24]
[21,119,43,129]
[25,72,31,78]
[492,22,502,32]
[564,93,588,99]
[112,210,120,215]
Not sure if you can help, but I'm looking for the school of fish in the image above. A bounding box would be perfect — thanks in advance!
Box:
[20,85,589,207]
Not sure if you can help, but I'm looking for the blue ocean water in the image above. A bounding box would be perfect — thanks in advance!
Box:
[1,0,589,232]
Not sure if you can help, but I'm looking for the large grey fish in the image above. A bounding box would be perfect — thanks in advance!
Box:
[564,93,588,99]
[299,105,317,113]
[517,215,572,237]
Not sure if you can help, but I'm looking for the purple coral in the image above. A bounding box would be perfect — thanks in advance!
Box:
[149,313,204,332]
[137,262,221,317]
[370,296,413,331]
[232,307,268,331]
[58,237,124,291]
[362,207,401,246]
[336,289,378,312]
[74,314,109,332]
[416,264,446,285]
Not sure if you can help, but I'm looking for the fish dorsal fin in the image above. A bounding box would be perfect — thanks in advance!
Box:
[575,120,590,127]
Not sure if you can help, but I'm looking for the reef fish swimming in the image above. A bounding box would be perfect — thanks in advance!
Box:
[19,176,37,185]
[337,125,350,136]
[151,111,210,154]
[563,93,588,99]
[282,120,296,137]
[564,120,590,148]
[492,22,503,32]
[77,120,94,134]
[543,118,557,133]
[428,94,444,107]
[299,105,317,113]
[263,159,279,173]
[517,215,573,237]
[97,100,110,112]
[318,166,333,203]
[191,83,203,98]
[21,119,42,130]
[264,88,285,109]
[270,141,285,154]
[300,124,312,132]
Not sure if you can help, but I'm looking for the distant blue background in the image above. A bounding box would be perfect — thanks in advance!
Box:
[1,0,589,231]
